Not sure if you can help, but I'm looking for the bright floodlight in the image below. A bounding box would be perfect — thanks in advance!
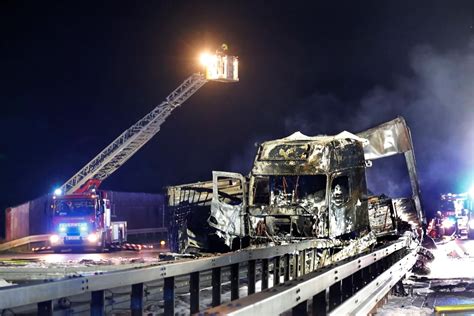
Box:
[199,52,213,66]
[54,188,62,196]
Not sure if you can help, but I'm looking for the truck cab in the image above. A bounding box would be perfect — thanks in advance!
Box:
[168,117,424,253]
[208,132,370,249]
[49,192,126,252]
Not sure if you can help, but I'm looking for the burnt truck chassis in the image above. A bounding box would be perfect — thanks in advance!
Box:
[168,117,424,255]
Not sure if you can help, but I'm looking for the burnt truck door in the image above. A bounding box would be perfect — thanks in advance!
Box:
[328,170,368,237]
[208,171,247,248]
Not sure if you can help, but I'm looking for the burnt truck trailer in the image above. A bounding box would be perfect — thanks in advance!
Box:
[168,117,425,253]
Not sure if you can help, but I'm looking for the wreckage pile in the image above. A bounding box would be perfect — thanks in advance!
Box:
[167,117,427,272]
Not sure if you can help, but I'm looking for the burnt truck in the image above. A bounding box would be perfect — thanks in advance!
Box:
[168,117,425,253]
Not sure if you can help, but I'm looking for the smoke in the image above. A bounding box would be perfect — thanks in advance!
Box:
[230,38,474,213]
[290,39,474,210]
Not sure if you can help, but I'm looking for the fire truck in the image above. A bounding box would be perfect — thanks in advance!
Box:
[48,49,239,252]
[428,192,474,239]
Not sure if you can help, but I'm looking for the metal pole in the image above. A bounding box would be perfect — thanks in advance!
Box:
[37,300,53,316]
[91,290,105,316]
[164,277,175,316]
[248,260,256,294]
[274,256,281,286]
[284,254,291,281]
[312,290,327,316]
[262,259,269,290]
[130,283,144,316]
[190,272,200,314]
[212,267,221,307]
[231,263,240,300]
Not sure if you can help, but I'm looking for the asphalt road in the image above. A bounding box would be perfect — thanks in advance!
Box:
[0,247,168,262]
[0,247,173,282]
[377,237,474,315]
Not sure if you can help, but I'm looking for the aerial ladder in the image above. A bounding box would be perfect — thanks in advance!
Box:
[48,49,239,252]
[59,51,239,195]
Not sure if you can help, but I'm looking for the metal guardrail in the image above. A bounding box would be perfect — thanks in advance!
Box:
[127,227,167,235]
[203,238,417,315]
[0,236,415,315]
[330,244,418,315]
[0,234,50,252]
[0,237,355,314]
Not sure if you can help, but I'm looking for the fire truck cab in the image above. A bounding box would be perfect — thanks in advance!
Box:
[432,193,474,239]
[49,192,126,252]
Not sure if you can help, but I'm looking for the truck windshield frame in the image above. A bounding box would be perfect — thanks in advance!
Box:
[252,174,327,206]
[54,199,96,217]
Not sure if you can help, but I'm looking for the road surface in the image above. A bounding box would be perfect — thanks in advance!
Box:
[377,237,474,315]
[0,247,171,283]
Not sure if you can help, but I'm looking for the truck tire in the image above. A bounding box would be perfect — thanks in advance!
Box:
[468,230,474,240]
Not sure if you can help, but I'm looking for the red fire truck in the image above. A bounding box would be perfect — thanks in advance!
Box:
[428,192,474,239]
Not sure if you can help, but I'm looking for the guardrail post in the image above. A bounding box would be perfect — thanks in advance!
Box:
[341,275,353,301]
[353,269,362,293]
[300,249,306,275]
[164,277,175,316]
[131,283,144,316]
[190,272,200,314]
[328,281,342,312]
[212,267,222,307]
[38,300,53,316]
[248,260,256,294]
[312,290,327,316]
[362,266,369,286]
[91,290,105,316]
[294,253,299,278]
[274,256,281,286]
[369,256,376,281]
[292,300,307,315]
[374,260,381,277]
[262,259,269,290]
[284,254,291,281]
[231,263,240,300]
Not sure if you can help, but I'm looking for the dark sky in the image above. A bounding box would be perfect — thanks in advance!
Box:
[1,1,474,235]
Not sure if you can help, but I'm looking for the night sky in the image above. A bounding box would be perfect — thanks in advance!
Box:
[1,1,474,236]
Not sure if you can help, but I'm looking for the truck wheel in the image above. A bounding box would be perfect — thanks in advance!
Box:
[468,230,474,240]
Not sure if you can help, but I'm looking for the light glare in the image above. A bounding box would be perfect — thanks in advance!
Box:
[87,233,98,243]
[199,52,213,66]
[469,186,474,198]
[50,234,60,244]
